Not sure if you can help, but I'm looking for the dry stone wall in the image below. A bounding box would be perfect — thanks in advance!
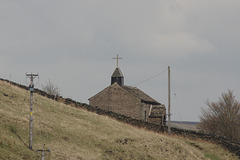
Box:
[1,78,239,158]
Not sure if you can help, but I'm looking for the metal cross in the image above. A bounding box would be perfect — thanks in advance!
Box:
[113,54,122,67]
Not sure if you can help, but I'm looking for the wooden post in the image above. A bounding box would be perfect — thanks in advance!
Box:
[168,66,171,134]
[26,73,39,150]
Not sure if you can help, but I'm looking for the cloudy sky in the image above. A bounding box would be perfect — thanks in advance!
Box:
[1,0,240,121]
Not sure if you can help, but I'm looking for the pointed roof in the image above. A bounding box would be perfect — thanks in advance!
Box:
[112,67,124,78]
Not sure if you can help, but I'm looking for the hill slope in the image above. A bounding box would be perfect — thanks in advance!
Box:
[0,80,239,160]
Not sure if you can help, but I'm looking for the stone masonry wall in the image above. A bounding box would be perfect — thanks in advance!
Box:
[89,83,142,119]
[1,78,239,158]
[140,102,151,121]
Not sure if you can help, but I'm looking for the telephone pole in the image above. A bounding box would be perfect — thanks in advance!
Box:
[36,144,51,160]
[26,73,39,150]
[168,66,171,134]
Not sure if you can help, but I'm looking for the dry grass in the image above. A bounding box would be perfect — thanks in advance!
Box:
[0,80,239,160]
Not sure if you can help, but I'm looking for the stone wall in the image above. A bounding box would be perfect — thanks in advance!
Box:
[1,78,239,158]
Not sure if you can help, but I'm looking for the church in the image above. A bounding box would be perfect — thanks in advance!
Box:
[89,55,166,125]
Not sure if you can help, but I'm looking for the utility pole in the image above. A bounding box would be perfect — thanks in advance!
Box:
[36,144,51,160]
[26,73,39,150]
[168,66,171,134]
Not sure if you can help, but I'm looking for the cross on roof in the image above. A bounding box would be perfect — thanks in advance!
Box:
[113,54,122,67]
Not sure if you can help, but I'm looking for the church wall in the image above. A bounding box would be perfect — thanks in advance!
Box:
[89,83,142,119]
[89,87,110,111]
[109,84,142,119]
[140,103,151,121]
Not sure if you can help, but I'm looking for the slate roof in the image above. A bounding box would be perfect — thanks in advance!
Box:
[123,85,161,105]
[112,67,124,78]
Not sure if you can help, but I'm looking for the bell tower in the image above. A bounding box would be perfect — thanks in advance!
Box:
[111,55,124,86]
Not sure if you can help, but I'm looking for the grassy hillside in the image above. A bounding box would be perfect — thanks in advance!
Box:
[0,80,239,160]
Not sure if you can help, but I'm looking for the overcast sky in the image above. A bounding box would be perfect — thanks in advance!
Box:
[1,0,240,121]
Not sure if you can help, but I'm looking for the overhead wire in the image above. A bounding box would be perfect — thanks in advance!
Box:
[130,66,182,121]
[131,67,168,86]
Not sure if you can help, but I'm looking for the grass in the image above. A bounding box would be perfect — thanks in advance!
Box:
[0,80,239,160]
[205,154,220,160]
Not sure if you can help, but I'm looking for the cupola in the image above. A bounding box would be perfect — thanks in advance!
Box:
[111,67,124,86]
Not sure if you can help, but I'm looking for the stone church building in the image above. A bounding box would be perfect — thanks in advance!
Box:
[89,64,166,125]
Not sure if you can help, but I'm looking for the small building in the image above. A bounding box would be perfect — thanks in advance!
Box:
[89,65,166,125]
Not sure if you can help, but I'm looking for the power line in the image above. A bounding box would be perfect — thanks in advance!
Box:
[131,67,168,86]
